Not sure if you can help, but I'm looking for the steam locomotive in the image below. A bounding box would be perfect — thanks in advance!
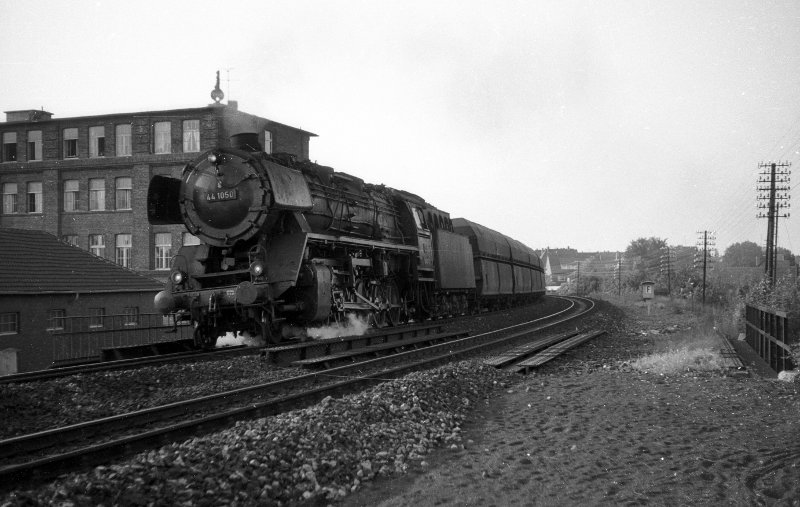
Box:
[147,133,545,347]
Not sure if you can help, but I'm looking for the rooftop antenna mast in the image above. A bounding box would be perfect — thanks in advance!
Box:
[224,67,237,102]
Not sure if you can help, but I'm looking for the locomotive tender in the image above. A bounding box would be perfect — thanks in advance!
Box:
[147,133,545,347]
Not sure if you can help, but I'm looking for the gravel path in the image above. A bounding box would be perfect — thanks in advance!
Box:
[344,299,800,506]
[344,369,800,506]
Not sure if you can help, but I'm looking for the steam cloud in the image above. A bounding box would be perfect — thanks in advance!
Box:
[305,313,369,340]
[216,332,266,348]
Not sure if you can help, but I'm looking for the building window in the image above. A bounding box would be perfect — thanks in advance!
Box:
[89,126,105,157]
[2,132,17,162]
[116,233,132,267]
[27,130,42,161]
[27,182,42,213]
[47,309,66,331]
[62,235,79,247]
[154,122,171,154]
[116,124,132,156]
[64,179,79,211]
[182,232,201,246]
[89,178,105,211]
[155,232,172,270]
[89,308,105,329]
[183,120,200,153]
[264,130,272,154]
[89,234,105,257]
[2,183,17,214]
[115,177,132,210]
[63,128,78,158]
[0,313,19,335]
[123,307,139,326]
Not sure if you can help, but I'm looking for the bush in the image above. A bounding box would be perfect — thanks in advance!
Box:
[629,326,727,375]
[745,275,800,313]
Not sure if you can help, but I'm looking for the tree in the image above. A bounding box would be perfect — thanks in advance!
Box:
[624,237,668,290]
[625,237,668,260]
[722,241,762,267]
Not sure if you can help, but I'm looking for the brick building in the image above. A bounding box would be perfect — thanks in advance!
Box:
[0,228,167,374]
[0,94,315,280]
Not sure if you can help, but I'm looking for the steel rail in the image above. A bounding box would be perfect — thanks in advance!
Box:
[0,297,588,459]
[0,296,594,489]
[1,322,448,384]
[0,297,587,460]
[0,346,258,385]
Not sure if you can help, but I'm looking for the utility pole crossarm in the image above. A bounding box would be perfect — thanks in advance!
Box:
[756,161,791,282]
[695,231,716,306]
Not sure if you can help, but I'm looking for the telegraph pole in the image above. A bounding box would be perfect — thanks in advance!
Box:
[695,231,716,306]
[757,161,791,281]
[660,246,674,297]
[702,233,707,306]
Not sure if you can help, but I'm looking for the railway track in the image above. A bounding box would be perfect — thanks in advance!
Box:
[0,296,596,489]
[2,302,549,385]
[0,346,259,385]
[0,323,450,385]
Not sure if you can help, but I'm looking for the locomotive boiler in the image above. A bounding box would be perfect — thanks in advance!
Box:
[148,133,544,347]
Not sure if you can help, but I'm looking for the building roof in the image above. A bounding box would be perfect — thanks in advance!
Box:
[1,103,318,137]
[0,228,163,295]
[546,255,562,270]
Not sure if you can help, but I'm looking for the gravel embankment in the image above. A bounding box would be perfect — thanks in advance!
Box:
[0,361,304,439]
[1,298,569,440]
[1,297,581,505]
[2,361,516,506]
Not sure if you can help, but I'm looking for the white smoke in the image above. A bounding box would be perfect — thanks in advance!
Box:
[305,313,369,340]
[215,332,266,348]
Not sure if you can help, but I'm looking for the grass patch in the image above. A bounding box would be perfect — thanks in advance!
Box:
[629,327,727,375]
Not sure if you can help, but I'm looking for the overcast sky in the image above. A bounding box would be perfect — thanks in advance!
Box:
[2,0,799,254]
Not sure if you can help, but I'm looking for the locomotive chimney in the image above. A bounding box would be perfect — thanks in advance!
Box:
[230,132,262,152]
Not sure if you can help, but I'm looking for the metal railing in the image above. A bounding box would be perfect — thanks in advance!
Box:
[50,313,193,364]
[744,303,794,373]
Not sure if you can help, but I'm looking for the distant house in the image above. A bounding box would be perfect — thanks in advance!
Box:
[539,249,569,287]
[0,228,163,374]
[539,249,624,292]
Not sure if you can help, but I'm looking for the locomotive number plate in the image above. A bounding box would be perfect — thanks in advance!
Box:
[206,189,238,202]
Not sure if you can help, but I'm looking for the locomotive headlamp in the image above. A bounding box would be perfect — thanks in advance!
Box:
[170,270,186,285]
[249,261,265,278]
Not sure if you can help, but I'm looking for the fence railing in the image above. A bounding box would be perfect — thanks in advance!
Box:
[50,312,193,364]
[744,303,794,373]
